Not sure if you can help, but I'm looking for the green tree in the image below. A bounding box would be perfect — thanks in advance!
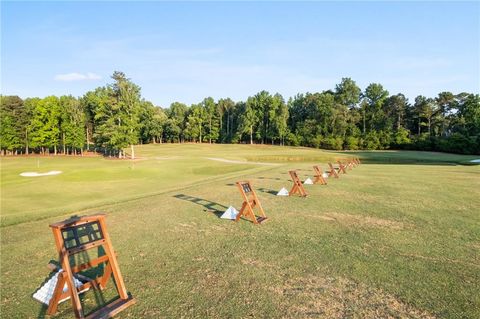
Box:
[238,97,259,144]
[202,97,220,143]
[92,71,142,158]
[0,96,27,154]
[184,103,205,142]
[140,102,167,144]
[167,102,188,142]
[385,94,408,131]
[29,96,61,154]
[435,92,455,137]
[363,83,389,131]
[163,118,181,142]
[413,96,436,136]
[111,71,142,159]
[335,77,361,109]
[271,94,289,145]
[59,95,85,155]
[217,98,236,142]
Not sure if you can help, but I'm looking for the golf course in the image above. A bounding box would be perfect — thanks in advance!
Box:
[1,144,479,318]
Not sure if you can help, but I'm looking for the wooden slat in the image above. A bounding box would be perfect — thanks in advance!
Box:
[50,214,106,229]
[85,296,136,319]
[67,239,106,255]
[98,217,129,300]
[71,255,109,273]
[53,228,85,318]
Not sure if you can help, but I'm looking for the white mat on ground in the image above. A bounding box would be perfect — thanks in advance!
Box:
[33,270,84,305]
[20,171,62,177]
[322,172,329,178]
[277,187,289,196]
[303,177,313,185]
[220,206,239,220]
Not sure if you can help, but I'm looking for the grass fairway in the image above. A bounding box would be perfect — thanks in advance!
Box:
[1,145,479,318]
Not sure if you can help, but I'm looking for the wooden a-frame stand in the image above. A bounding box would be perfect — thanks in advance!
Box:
[289,170,308,197]
[337,160,348,174]
[327,163,340,178]
[347,158,357,169]
[48,214,135,318]
[235,181,268,224]
[312,166,327,185]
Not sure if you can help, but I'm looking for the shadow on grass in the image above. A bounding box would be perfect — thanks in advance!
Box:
[173,194,227,218]
[256,176,282,181]
[257,187,279,196]
[332,150,478,166]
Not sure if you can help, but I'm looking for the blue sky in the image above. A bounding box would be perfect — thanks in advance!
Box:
[2,1,479,107]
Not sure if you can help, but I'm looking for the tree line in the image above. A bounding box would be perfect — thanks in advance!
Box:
[1,71,479,157]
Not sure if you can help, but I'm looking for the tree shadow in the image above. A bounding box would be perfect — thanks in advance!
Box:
[257,187,278,196]
[173,194,228,218]
[256,176,282,181]
[330,150,474,166]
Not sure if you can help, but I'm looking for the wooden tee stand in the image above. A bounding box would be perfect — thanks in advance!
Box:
[235,181,268,224]
[312,166,327,185]
[327,163,340,178]
[289,170,308,197]
[48,214,135,318]
[347,158,357,169]
[336,160,348,174]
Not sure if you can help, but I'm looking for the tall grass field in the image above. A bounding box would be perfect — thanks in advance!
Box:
[1,144,479,318]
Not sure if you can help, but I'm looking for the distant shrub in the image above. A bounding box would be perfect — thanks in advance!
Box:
[345,136,360,150]
[363,132,381,150]
[436,133,479,155]
[311,135,323,148]
[322,136,343,150]
[286,132,300,146]
[393,128,412,148]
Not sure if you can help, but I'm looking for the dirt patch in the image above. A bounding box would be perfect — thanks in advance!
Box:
[310,213,406,230]
[276,275,435,318]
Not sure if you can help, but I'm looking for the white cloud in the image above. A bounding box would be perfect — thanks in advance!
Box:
[54,72,101,81]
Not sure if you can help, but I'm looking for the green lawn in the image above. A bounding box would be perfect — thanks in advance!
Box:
[1,144,479,318]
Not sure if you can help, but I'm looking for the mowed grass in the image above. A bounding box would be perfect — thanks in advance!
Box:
[1,144,479,318]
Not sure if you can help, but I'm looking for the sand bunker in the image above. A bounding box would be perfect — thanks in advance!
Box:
[20,171,62,177]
